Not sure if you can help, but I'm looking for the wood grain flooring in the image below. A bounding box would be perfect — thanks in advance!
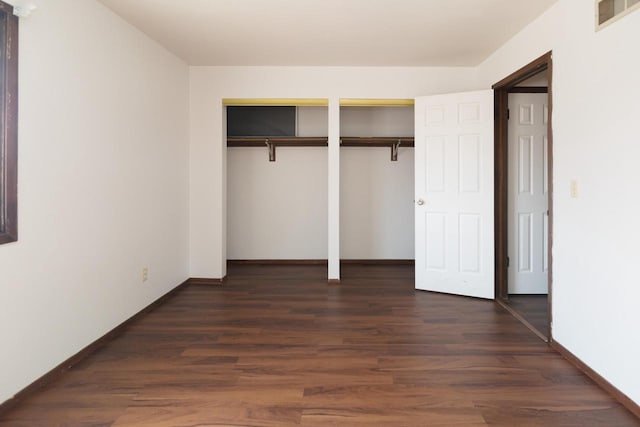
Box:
[1,264,637,426]
[506,294,549,338]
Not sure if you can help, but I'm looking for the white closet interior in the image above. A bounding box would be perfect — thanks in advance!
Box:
[340,105,415,260]
[227,105,328,260]
[226,101,415,262]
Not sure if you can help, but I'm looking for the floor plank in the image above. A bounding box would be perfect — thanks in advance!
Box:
[506,294,549,337]
[0,264,637,426]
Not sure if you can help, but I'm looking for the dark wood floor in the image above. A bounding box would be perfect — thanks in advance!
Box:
[1,265,637,426]
[506,294,549,338]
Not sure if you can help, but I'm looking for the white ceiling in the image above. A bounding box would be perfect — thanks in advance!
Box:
[98,0,557,66]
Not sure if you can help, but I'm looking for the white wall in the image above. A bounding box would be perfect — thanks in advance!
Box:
[341,148,414,259]
[298,106,329,137]
[340,107,415,137]
[227,147,328,259]
[0,0,189,404]
[478,0,640,404]
[190,67,477,278]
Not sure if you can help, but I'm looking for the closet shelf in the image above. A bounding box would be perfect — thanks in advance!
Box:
[227,137,328,161]
[340,137,414,161]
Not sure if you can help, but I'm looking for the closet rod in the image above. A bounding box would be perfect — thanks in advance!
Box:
[340,137,414,161]
[226,136,414,161]
[340,137,414,146]
[227,137,328,147]
[227,137,328,161]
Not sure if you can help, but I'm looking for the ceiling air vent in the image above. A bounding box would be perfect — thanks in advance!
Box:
[597,0,640,29]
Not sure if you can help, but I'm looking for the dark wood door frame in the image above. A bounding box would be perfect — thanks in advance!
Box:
[492,51,554,341]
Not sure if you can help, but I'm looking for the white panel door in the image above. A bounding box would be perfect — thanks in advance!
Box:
[414,90,494,299]
[508,93,549,294]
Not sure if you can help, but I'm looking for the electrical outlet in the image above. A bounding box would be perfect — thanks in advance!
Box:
[142,267,149,283]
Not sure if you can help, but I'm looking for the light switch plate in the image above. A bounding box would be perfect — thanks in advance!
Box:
[570,180,578,198]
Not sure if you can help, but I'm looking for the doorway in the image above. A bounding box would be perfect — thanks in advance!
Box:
[493,52,553,342]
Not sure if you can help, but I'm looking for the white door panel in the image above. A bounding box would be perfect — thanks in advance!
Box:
[508,93,549,294]
[415,90,494,299]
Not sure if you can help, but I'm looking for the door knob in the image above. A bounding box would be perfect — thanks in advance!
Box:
[416,199,425,206]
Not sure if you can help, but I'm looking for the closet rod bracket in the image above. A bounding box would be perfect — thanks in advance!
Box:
[391,139,401,161]
[265,138,276,162]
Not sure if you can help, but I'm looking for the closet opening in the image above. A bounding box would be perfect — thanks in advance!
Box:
[225,100,329,264]
[339,100,415,268]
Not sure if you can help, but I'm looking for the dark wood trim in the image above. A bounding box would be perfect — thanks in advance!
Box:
[0,278,191,417]
[508,86,548,94]
[227,259,328,265]
[493,51,553,342]
[0,0,13,13]
[494,89,509,302]
[547,54,554,344]
[496,299,548,342]
[327,279,341,285]
[0,2,18,245]
[189,277,226,285]
[340,259,415,265]
[551,340,640,419]
[493,52,552,90]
